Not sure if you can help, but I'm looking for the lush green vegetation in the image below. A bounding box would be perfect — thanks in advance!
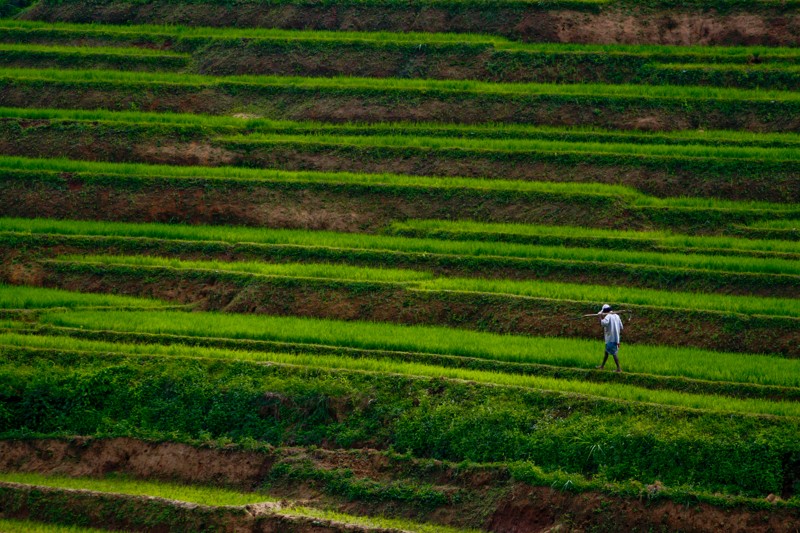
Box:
[5,216,797,257]
[3,10,800,527]
[59,254,800,318]
[35,309,800,388]
[0,472,275,506]
[5,106,800,148]
[7,217,799,275]
[0,283,168,310]
[3,20,800,88]
[4,20,798,57]
[221,132,800,162]
[3,338,799,499]
[64,254,434,283]
[387,219,800,256]
[0,519,112,533]
[0,43,188,58]
[3,66,799,100]
[4,156,797,214]
[748,219,800,230]
[9,333,800,421]
[424,276,800,317]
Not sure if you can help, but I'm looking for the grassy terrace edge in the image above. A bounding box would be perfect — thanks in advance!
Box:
[3,342,800,499]
[11,257,799,355]
[1,68,799,131]
[19,0,800,49]
[5,230,800,298]
[2,157,798,235]
[4,107,800,148]
[2,117,799,202]
[4,216,800,257]
[3,23,800,88]
[13,306,800,391]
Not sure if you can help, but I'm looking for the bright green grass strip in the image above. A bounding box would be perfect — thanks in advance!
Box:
[63,254,433,283]
[654,62,800,73]
[0,155,634,197]
[746,219,800,230]
[38,309,800,388]
[388,219,800,255]
[3,20,800,59]
[4,106,800,148]
[2,67,799,100]
[3,217,798,275]
[3,332,800,417]
[2,155,796,213]
[0,283,167,310]
[0,473,475,533]
[0,472,274,506]
[279,507,479,533]
[0,518,110,533]
[60,253,800,317]
[421,277,800,318]
[222,132,800,162]
[0,43,188,57]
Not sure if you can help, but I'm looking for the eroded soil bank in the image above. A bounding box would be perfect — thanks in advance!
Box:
[0,438,797,532]
[22,1,800,46]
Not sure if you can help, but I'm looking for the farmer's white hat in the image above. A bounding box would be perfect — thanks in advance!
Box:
[600,304,612,313]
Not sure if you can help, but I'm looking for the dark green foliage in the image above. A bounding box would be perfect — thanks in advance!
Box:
[2,347,799,498]
[0,1,35,18]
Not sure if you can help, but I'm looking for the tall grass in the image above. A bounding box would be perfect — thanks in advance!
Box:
[221,132,800,162]
[0,43,188,57]
[387,219,800,255]
[0,155,635,196]
[3,66,800,100]
[64,254,433,283]
[423,277,800,318]
[0,472,476,533]
[3,106,800,148]
[2,20,800,59]
[0,519,111,533]
[38,309,800,388]
[2,155,795,212]
[59,254,800,318]
[4,217,798,274]
[0,283,167,309]
[3,331,800,417]
[746,219,800,230]
[653,62,800,73]
[0,472,276,506]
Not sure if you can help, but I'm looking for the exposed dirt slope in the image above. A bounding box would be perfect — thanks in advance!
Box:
[1,438,798,533]
[22,1,800,46]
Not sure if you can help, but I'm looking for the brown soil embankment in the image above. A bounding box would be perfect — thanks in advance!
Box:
[4,233,797,298]
[0,481,398,533]
[2,81,797,132]
[22,1,800,46]
[3,173,797,236]
[1,438,798,533]
[1,121,796,203]
[0,175,642,233]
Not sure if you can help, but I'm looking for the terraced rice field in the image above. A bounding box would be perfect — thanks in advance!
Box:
[0,0,799,531]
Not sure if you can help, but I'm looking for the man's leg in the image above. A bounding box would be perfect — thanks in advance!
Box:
[612,343,621,372]
[596,350,609,369]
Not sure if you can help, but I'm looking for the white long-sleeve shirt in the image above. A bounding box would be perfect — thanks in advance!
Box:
[601,314,623,344]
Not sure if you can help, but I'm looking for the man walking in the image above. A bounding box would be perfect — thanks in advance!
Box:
[596,304,623,373]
